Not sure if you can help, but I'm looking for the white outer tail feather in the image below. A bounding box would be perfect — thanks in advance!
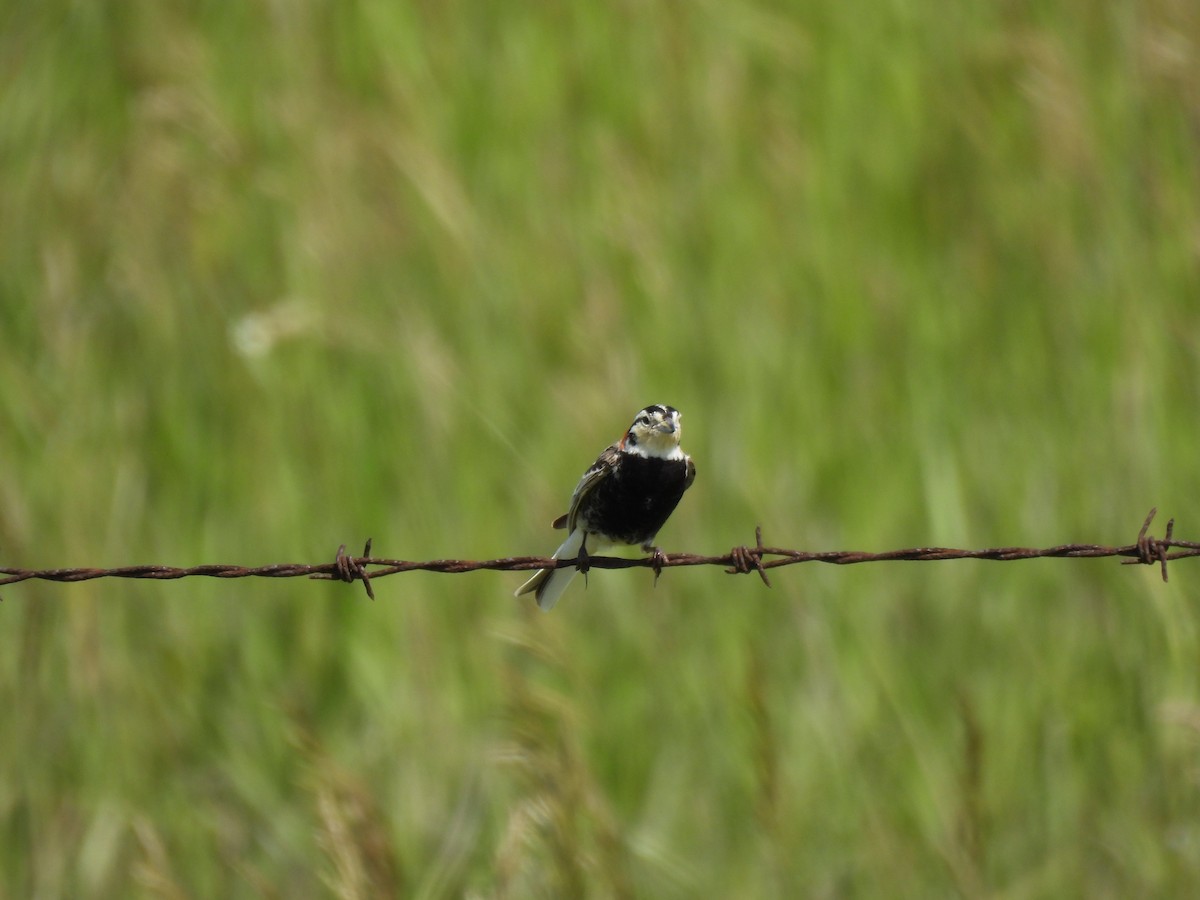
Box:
[515,528,584,611]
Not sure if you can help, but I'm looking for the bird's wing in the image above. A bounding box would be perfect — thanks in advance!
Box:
[565,443,621,533]
[684,456,696,491]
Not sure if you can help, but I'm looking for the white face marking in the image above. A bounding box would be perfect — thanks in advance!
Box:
[624,406,685,459]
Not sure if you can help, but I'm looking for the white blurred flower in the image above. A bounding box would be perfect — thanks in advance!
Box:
[230,300,316,359]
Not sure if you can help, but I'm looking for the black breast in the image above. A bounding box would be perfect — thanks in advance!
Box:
[581,453,692,547]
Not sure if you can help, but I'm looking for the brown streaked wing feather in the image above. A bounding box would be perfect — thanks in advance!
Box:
[566,443,621,532]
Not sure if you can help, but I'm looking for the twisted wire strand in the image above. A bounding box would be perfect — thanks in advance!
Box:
[2,509,1194,600]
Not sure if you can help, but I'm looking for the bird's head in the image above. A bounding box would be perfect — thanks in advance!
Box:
[620,404,685,459]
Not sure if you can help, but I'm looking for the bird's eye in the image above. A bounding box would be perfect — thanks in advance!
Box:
[638,416,650,425]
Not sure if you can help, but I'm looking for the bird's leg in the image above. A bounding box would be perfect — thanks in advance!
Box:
[578,534,591,588]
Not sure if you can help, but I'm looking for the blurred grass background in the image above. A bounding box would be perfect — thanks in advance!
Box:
[2,0,1199,896]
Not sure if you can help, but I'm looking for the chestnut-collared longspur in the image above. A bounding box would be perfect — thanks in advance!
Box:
[516,404,696,611]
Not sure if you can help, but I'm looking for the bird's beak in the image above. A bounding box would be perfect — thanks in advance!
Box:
[654,420,677,435]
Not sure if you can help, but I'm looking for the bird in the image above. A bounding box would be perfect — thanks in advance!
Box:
[516,404,696,611]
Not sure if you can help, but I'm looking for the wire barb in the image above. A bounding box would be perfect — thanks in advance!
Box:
[1122,507,1174,582]
[726,525,771,587]
[334,539,375,600]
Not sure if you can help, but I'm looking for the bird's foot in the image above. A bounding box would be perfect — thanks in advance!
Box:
[644,545,668,586]
[578,538,591,588]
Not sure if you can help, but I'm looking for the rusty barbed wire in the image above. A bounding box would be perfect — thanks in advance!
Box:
[1,509,1196,600]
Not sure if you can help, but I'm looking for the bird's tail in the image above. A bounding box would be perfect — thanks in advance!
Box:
[515,528,584,611]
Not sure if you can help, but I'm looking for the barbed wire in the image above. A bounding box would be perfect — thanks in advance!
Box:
[1,509,1195,600]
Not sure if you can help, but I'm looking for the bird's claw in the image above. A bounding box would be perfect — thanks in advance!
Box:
[647,546,668,586]
[577,539,591,587]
